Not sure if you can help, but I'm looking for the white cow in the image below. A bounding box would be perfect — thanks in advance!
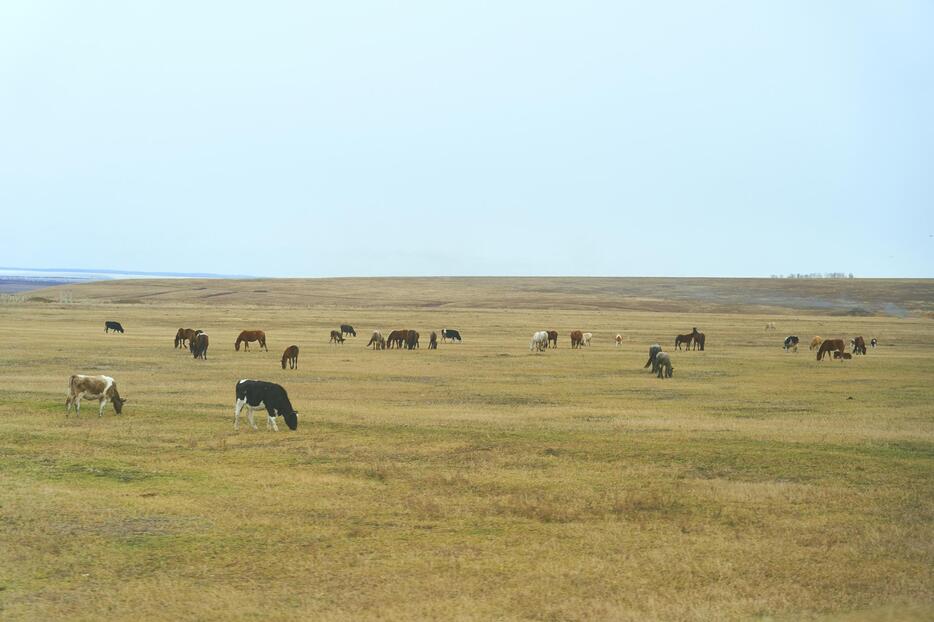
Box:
[615,334,622,347]
[529,331,549,352]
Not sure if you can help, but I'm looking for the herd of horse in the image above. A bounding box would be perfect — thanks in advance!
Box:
[86,318,879,426]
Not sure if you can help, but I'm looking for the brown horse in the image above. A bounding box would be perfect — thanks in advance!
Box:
[405,330,420,349]
[191,332,209,360]
[810,336,823,351]
[833,351,853,360]
[851,336,867,355]
[281,345,299,369]
[817,339,846,361]
[570,330,584,349]
[174,328,200,349]
[428,331,438,349]
[547,330,559,348]
[386,329,406,349]
[235,330,267,352]
[675,333,693,350]
[329,330,344,345]
[691,330,706,351]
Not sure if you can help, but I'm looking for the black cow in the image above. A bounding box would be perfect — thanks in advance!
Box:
[340,324,356,337]
[441,328,462,343]
[234,380,298,431]
[783,335,799,352]
[104,321,125,333]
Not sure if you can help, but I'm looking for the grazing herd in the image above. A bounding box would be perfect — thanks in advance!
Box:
[83,318,879,429]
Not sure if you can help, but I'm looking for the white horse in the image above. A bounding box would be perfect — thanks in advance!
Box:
[615,334,622,347]
[583,332,593,346]
[529,331,549,352]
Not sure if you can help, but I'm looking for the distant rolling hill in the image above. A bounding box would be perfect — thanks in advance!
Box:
[21,277,934,316]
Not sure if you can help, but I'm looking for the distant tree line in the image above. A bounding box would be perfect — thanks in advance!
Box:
[769,273,855,279]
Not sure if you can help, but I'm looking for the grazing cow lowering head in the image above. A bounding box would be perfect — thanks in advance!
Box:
[66,375,128,417]
[234,380,298,432]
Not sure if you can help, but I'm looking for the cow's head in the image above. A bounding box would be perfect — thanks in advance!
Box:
[283,410,298,431]
[114,396,128,414]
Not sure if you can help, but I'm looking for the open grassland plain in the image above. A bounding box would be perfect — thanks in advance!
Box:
[0,278,932,621]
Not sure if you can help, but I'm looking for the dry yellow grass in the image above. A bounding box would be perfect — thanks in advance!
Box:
[0,278,932,621]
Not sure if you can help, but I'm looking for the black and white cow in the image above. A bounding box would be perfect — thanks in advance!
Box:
[870,338,878,349]
[234,380,298,431]
[441,328,462,343]
[105,321,125,333]
[783,335,800,352]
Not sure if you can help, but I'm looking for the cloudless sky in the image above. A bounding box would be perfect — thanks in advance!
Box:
[1,1,931,277]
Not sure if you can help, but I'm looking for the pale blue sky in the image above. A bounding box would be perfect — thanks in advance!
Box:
[1,1,931,277]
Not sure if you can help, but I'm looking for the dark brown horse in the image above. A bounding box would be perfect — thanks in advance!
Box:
[428,331,438,349]
[817,339,846,361]
[386,329,407,349]
[405,330,420,349]
[235,330,267,352]
[547,330,558,348]
[329,330,344,345]
[570,330,584,349]
[281,345,299,369]
[191,332,209,360]
[691,331,706,351]
[175,328,200,349]
[675,333,693,350]
[851,336,867,355]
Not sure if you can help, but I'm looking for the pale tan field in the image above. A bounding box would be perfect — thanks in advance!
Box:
[0,278,932,621]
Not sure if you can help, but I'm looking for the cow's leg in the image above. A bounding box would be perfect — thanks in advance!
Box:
[265,405,280,431]
[98,398,107,417]
[74,397,81,416]
[234,399,245,430]
[65,395,73,416]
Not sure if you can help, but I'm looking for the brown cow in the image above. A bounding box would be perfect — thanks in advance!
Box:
[235,330,267,352]
[833,351,853,360]
[809,336,823,351]
[817,339,846,361]
[281,345,299,369]
[570,330,584,349]
[65,374,127,417]
[329,330,344,345]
